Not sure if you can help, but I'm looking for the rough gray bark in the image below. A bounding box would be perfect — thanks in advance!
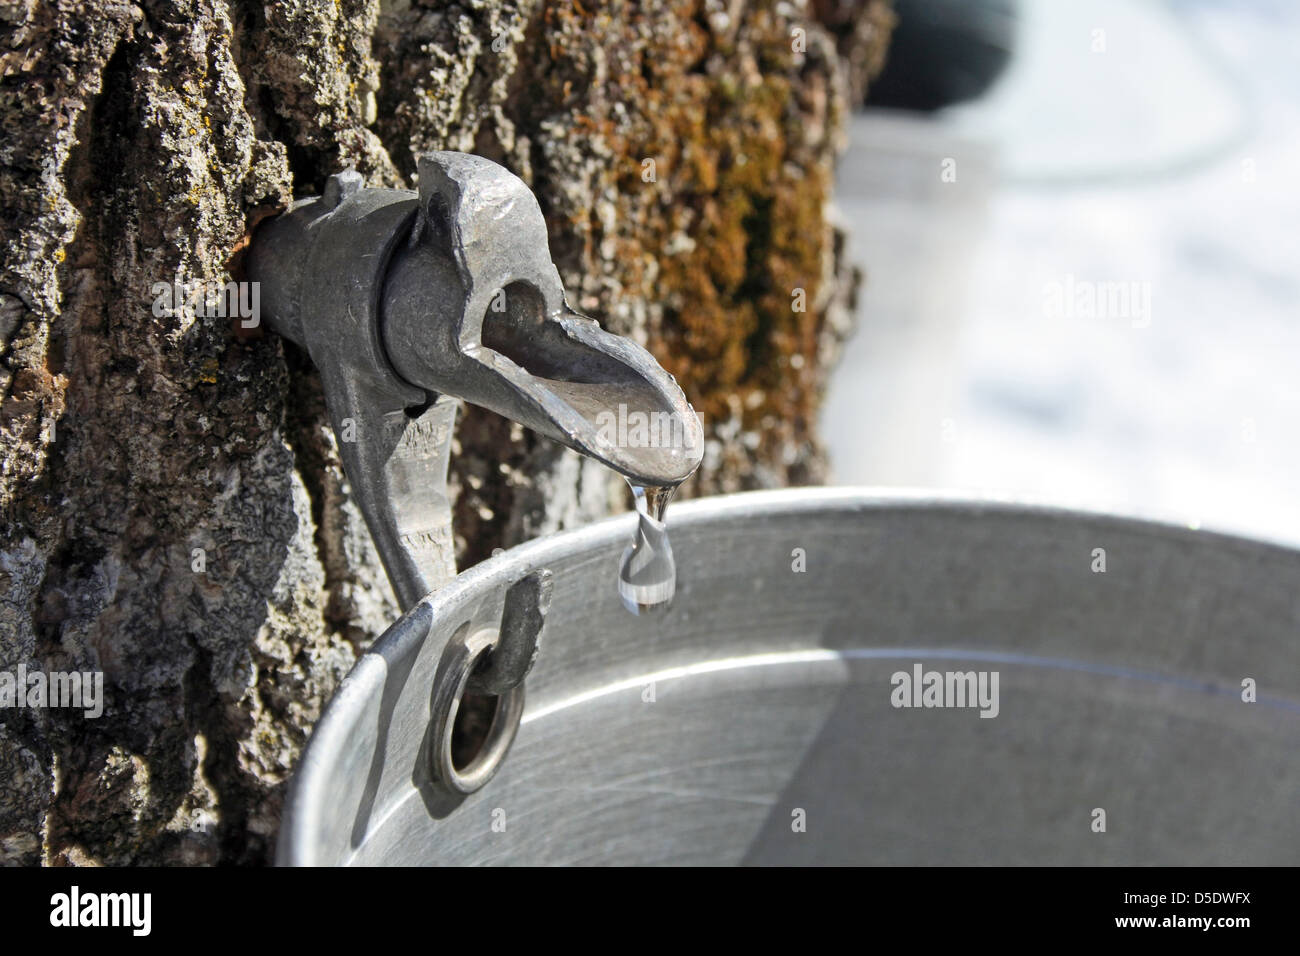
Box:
[0,0,891,864]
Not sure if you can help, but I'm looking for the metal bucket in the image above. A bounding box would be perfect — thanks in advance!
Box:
[279,489,1300,865]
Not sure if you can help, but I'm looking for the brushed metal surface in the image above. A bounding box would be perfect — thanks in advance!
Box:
[279,489,1300,865]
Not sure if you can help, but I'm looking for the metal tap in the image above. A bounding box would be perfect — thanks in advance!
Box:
[248,152,702,611]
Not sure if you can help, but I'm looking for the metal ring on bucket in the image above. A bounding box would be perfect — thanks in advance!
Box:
[428,627,525,795]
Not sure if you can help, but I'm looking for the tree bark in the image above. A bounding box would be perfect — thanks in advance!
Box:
[0,0,891,865]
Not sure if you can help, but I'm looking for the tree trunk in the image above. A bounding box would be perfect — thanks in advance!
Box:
[0,0,892,865]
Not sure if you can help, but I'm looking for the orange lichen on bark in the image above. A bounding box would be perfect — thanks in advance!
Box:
[526,0,850,487]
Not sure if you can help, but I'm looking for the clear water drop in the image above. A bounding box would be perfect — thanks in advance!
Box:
[618,481,679,615]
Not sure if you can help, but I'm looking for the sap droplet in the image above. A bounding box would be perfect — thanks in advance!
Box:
[618,482,679,615]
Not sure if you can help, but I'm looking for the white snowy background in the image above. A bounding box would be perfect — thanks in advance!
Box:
[824,0,1299,545]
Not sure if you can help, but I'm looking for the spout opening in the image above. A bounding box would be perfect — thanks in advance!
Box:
[475,285,703,484]
[480,282,640,387]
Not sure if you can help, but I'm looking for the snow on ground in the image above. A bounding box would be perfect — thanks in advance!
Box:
[824,0,1300,545]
